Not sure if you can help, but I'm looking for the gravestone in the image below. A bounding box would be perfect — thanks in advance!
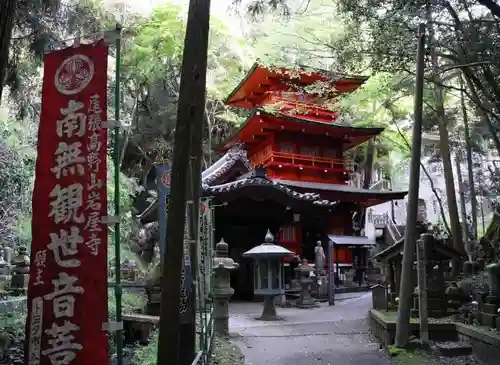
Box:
[344,269,355,287]
[10,246,30,295]
[371,284,387,310]
[481,262,500,328]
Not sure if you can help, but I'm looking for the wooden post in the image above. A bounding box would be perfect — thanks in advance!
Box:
[394,23,426,348]
[157,0,211,364]
[416,234,430,344]
[328,240,335,305]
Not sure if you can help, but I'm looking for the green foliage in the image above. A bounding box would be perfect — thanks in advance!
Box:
[129,330,158,365]
[108,289,147,319]
[0,312,27,338]
[106,159,141,260]
[0,114,36,247]
[119,3,249,176]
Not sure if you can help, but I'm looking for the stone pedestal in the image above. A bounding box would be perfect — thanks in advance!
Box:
[213,295,231,334]
[258,296,281,321]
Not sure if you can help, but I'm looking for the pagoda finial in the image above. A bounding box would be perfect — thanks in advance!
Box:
[264,229,274,244]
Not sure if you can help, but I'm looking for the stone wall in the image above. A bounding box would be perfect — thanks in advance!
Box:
[369,309,457,346]
[456,323,500,365]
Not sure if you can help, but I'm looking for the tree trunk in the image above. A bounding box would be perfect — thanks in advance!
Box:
[0,0,16,102]
[394,23,426,348]
[157,0,211,364]
[429,9,465,261]
[455,152,472,261]
[460,78,478,241]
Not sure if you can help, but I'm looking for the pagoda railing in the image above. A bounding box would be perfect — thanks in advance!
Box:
[265,96,337,118]
[250,147,353,171]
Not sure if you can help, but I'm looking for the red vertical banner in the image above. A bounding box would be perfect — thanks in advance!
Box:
[26,41,109,365]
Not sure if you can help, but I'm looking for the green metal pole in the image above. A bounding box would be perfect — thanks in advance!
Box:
[113,23,123,365]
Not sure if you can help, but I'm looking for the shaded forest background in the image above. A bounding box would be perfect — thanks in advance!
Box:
[1,0,500,263]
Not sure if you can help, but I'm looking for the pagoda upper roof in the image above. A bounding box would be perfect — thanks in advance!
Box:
[215,109,384,152]
[225,62,369,109]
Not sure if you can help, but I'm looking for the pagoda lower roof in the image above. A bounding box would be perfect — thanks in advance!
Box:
[225,62,368,109]
[274,179,408,208]
[137,169,338,223]
[216,109,384,152]
[201,143,252,186]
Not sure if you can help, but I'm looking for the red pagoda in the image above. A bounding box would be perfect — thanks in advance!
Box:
[140,62,407,299]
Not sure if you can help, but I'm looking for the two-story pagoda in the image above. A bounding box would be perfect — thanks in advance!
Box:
[139,62,407,299]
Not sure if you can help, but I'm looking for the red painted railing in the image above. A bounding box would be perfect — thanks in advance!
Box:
[251,148,353,171]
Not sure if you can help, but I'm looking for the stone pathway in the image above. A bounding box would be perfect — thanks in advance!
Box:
[229,293,390,365]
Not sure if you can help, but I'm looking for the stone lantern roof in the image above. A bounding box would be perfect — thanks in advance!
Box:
[213,238,239,270]
[243,230,294,259]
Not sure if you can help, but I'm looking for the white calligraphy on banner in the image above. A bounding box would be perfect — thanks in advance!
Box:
[85,94,103,256]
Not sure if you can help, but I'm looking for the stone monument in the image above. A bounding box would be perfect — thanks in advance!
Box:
[10,246,30,295]
[3,246,12,269]
[212,238,239,335]
[295,259,319,308]
[481,262,500,328]
[0,248,8,299]
[0,248,7,275]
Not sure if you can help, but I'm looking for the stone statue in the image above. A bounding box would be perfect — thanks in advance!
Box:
[314,241,325,275]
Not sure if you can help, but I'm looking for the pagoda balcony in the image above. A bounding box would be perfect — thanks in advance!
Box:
[250,148,354,172]
[266,96,338,121]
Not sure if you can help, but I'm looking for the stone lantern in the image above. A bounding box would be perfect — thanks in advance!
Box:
[243,229,294,320]
[212,238,239,335]
[10,246,30,295]
[295,259,319,308]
